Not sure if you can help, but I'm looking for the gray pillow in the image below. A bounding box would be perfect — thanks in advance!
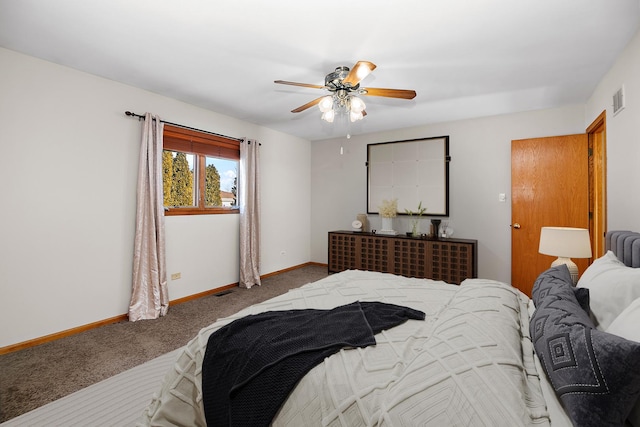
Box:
[531,265,640,426]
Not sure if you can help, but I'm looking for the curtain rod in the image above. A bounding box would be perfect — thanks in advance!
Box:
[125,111,244,142]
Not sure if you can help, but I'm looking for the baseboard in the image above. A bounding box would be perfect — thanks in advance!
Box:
[260,261,326,279]
[0,261,328,355]
[0,314,129,355]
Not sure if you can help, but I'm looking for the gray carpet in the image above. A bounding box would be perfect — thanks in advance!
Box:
[0,264,328,423]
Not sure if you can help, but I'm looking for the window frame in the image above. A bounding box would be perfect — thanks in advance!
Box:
[162,124,240,216]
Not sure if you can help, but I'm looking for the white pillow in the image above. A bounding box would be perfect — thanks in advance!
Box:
[607,298,640,427]
[577,250,640,330]
[607,297,640,341]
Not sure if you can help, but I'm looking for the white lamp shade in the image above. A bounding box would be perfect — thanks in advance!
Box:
[538,227,592,258]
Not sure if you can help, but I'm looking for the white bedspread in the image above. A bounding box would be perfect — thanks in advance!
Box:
[138,270,551,426]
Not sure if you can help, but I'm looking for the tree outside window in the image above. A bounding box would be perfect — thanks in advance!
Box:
[162,124,239,215]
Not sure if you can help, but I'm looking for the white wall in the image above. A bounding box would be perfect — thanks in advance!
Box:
[310,29,640,283]
[586,28,640,231]
[310,106,586,283]
[0,48,311,348]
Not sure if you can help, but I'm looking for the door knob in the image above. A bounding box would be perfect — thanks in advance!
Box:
[512,223,521,229]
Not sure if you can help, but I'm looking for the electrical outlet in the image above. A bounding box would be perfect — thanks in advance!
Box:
[171,272,181,280]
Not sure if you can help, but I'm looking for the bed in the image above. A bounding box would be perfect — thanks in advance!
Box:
[138,230,640,427]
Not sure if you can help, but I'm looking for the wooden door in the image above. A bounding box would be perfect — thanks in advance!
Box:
[511,134,590,296]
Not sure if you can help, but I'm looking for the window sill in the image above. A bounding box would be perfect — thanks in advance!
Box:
[164,208,239,216]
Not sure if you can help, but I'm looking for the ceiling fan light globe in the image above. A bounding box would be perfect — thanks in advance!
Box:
[318,96,334,112]
[350,111,363,122]
[322,110,335,123]
[350,97,366,113]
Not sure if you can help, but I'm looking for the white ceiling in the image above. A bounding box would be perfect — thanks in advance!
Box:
[1,0,638,141]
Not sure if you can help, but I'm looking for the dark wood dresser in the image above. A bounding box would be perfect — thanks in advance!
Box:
[328,231,477,284]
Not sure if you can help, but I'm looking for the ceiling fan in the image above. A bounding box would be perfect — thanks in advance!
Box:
[274,61,416,122]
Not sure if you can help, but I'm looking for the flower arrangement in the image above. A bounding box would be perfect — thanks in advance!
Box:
[404,201,426,217]
[378,198,398,218]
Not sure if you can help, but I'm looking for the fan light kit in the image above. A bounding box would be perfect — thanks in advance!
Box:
[275,61,416,123]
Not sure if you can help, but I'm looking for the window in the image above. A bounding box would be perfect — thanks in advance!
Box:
[162,124,240,215]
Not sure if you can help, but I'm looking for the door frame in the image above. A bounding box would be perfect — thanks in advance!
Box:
[587,110,607,258]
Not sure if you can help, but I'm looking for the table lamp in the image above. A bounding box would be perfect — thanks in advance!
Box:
[538,226,592,284]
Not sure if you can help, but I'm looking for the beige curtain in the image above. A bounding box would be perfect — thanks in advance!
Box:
[128,113,169,321]
[239,138,261,288]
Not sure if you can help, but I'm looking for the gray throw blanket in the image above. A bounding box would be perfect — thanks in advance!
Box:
[202,301,425,427]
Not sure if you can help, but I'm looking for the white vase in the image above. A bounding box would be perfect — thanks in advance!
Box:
[381,217,394,232]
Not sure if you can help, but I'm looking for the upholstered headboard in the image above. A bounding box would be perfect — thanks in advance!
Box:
[605,230,640,268]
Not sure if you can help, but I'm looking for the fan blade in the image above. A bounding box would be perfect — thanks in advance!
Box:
[291,97,324,113]
[342,61,377,86]
[274,80,325,90]
[361,87,416,99]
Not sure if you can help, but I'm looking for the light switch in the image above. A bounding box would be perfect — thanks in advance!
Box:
[498,193,506,202]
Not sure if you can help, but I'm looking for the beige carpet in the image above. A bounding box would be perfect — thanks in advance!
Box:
[0,265,328,423]
[0,349,181,426]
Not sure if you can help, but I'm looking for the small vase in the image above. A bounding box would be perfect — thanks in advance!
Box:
[431,219,441,238]
[356,213,369,232]
[411,219,420,237]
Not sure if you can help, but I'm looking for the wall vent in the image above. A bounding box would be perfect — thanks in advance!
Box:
[613,86,625,116]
